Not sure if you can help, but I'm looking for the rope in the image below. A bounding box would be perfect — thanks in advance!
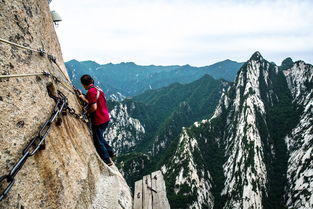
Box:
[46,53,72,84]
[0,37,72,87]
[52,76,76,95]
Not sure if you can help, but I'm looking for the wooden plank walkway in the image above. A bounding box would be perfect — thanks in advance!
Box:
[133,180,143,209]
[133,170,170,209]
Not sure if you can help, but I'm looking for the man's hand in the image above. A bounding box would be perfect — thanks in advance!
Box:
[78,94,89,104]
[74,88,82,95]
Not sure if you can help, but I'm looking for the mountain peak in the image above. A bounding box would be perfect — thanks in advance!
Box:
[81,60,100,66]
[249,51,263,61]
[281,57,294,70]
[120,61,136,66]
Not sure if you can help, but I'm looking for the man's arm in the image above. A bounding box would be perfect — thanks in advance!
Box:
[87,103,97,113]
[78,94,97,113]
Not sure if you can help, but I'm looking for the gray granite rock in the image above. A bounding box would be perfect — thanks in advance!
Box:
[0,1,132,208]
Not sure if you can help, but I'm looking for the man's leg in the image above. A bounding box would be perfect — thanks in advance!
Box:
[100,122,115,157]
[92,123,111,164]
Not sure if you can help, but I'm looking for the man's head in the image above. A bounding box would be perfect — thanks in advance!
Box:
[80,74,94,90]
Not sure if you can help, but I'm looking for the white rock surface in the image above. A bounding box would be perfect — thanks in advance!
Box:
[165,128,214,209]
[284,61,313,209]
[106,103,145,154]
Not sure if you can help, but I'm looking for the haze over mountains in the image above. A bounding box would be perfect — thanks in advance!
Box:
[66,52,313,209]
[65,59,243,100]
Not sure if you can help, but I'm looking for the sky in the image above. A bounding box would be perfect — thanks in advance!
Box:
[49,0,313,66]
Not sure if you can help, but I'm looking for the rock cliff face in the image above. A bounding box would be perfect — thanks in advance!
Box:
[107,103,145,154]
[161,52,313,209]
[284,61,313,208]
[0,1,132,208]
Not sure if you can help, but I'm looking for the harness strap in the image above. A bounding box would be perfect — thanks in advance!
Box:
[95,86,103,101]
[96,89,100,100]
[87,85,103,101]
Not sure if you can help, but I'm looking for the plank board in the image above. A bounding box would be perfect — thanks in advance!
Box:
[133,170,170,209]
[133,179,143,209]
[142,174,153,209]
[151,170,171,209]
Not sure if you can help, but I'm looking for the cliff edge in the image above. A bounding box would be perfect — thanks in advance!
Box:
[0,0,132,208]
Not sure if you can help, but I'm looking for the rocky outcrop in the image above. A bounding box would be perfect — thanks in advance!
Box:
[106,103,145,154]
[163,128,214,209]
[284,61,313,208]
[0,0,132,208]
[159,52,312,209]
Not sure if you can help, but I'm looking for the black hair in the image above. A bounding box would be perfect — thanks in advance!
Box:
[80,74,94,85]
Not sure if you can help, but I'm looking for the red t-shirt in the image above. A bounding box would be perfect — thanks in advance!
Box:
[86,85,110,125]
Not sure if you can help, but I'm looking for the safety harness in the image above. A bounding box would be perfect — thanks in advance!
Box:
[87,85,104,101]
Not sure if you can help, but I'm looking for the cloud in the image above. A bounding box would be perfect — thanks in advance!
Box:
[50,0,313,65]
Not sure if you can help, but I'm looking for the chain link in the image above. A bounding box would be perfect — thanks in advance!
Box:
[0,91,68,201]
[0,86,90,201]
[67,107,89,123]
[0,37,89,201]
[0,176,15,201]
[0,89,89,201]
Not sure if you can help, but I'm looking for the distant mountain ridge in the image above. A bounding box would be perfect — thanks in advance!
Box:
[65,59,243,100]
[103,52,312,209]
[105,74,229,188]
[162,52,313,208]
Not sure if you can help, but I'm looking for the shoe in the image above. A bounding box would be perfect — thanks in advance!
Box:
[104,158,113,166]
[110,153,117,160]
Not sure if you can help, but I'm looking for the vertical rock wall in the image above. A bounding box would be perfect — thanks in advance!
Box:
[0,0,132,208]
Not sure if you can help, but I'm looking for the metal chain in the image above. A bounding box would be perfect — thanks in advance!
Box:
[66,107,81,119]
[66,106,89,123]
[0,37,91,201]
[0,88,89,199]
[0,91,68,201]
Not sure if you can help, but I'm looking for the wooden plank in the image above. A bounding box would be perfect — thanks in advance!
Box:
[142,174,153,209]
[151,171,161,209]
[151,170,171,209]
[133,179,143,209]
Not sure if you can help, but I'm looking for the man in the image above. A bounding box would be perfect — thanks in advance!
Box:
[77,74,115,166]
